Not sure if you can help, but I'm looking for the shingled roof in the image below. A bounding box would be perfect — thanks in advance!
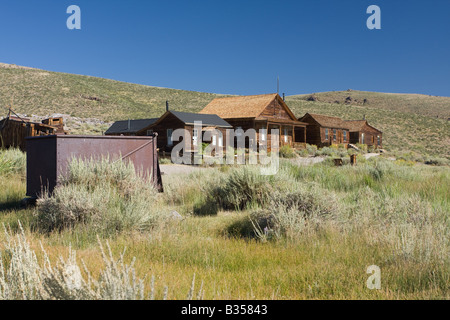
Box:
[344,120,382,133]
[343,120,367,132]
[301,113,350,130]
[105,118,158,135]
[200,93,296,119]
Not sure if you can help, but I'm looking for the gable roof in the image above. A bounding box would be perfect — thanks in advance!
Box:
[200,93,297,120]
[105,118,158,135]
[344,120,382,133]
[150,111,232,128]
[343,120,367,132]
[300,113,350,130]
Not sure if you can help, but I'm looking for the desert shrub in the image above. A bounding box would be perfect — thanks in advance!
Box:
[0,149,26,176]
[355,143,368,153]
[424,157,449,166]
[229,185,339,241]
[35,158,165,234]
[0,224,202,300]
[306,144,318,156]
[316,147,334,157]
[296,148,309,157]
[209,166,278,210]
[159,157,173,165]
[279,145,296,158]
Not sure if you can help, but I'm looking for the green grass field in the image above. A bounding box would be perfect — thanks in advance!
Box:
[0,149,448,300]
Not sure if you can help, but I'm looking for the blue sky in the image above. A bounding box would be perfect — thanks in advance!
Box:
[0,0,449,96]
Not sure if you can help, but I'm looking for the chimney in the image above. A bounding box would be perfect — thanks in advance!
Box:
[282,93,285,102]
[166,100,169,112]
[128,119,131,131]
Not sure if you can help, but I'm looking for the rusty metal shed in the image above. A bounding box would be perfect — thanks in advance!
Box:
[26,135,163,197]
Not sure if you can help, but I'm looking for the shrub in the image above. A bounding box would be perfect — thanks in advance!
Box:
[296,148,309,157]
[209,166,277,210]
[279,145,296,158]
[35,157,165,234]
[230,186,339,241]
[0,149,26,176]
[316,147,334,157]
[306,144,318,156]
[0,224,202,300]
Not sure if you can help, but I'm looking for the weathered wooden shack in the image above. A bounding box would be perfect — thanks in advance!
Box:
[200,93,307,149]
[139,110,233,152]
[344,120,383,148]
[0,113,67,151]
[298,113,350,147]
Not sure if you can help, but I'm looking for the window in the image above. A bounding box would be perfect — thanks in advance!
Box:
[377,135,381,146]
[325,129,329,140]
[284,128,288,143]
[333,129,337,141]
[167,129,173,146]
[219,135,223,147]
[343,130,347,141]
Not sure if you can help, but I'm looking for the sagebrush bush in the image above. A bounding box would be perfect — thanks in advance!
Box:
[306,144,318,156]
[279,145,297,158]
[0,149,26,176]
[35,158,165,234]
[0,224,203,300]
[241,186,338,241]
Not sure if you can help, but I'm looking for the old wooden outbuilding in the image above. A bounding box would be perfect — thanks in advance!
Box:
[298,113,350,147]
[200,93,308,149]
[0,112,67,151]
[344,120,383,148]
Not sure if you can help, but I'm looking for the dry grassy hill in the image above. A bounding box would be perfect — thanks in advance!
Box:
[291,90,450,120]
[1,63,448,158]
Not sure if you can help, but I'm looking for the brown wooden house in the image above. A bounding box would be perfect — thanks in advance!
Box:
[199,93,307,149]
[0,113,67,151]
[344,120,383,148]
[298,113,350,147]
[138,110,233,152]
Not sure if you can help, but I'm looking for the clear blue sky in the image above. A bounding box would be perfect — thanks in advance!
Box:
[1,0,449,96]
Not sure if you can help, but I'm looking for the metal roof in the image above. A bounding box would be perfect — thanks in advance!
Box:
[170,111,232,128]
[105,118,158,135]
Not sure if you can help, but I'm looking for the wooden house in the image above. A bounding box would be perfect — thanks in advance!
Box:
[105,118,159,136]
[199,93,307,149]
[140,110,233,152]
[344,120,383,148]
[0,113,67,151]
[298,113,350,147]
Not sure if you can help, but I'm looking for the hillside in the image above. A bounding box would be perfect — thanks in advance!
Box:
[291,90,450,120]
[0,63,448,158]
[285,97,449,158]
[0,63,223,121]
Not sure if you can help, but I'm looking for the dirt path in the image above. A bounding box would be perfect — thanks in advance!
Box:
[160,164,207,176]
